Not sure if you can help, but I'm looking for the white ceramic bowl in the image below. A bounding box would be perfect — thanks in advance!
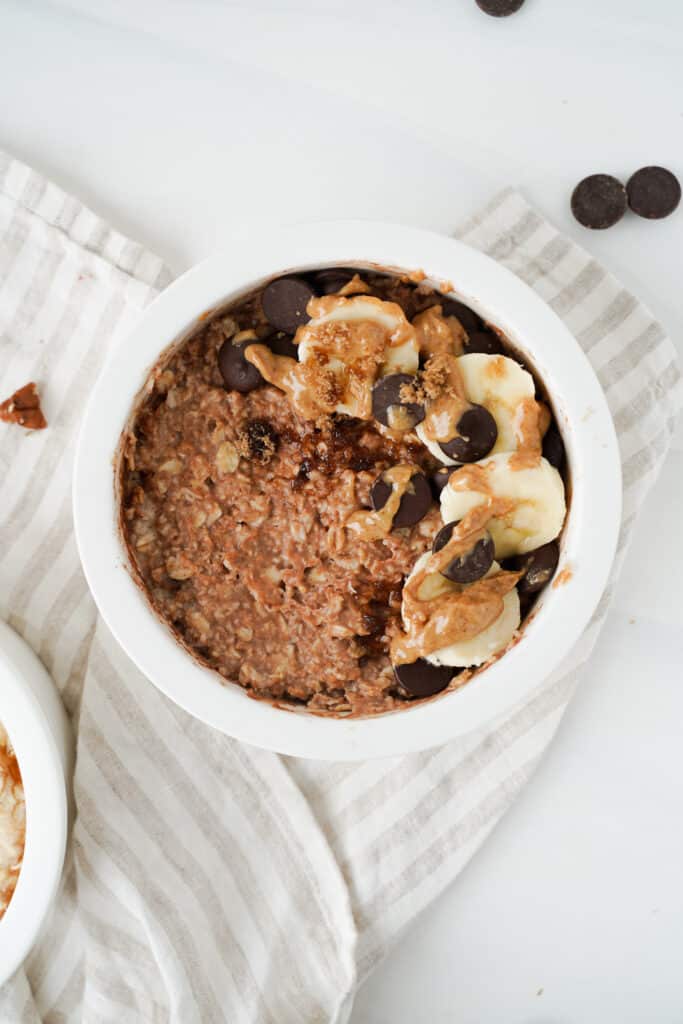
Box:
[73,221,621,761]
[0,620,72,986]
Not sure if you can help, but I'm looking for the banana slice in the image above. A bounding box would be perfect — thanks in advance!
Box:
[415,423,459,466]
[403,554,520,667]
[440,452,566,559]
[457,353,535,453]
[295,295,419,417]
[298,296,419,374]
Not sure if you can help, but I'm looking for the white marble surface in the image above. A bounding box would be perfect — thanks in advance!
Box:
[2,1,682,1020]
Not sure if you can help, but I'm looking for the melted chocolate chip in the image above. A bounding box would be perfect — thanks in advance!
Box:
[371,471,432,529]
[626,166,681,220]
[571,174,627,229]
[433,520,495,583]
[542,424,565,469]
[430,466,456,498]
[267,331,298,359]
[262,276,315,333]
[514,541,560,595]
[218,339,263,393]
[440,404,497,462]
[393,658,456,698]
[245,420,279,462]
[439,298,481,334]
[312,268,354,295]
[464,329,505,355]
[371,373,425,430]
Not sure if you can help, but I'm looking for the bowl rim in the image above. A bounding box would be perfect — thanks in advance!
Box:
[0,620,70,986]
[73,220,622,761]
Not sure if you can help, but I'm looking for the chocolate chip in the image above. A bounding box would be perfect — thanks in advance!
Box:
[430,466,456,498]
[261,276,315,333]
[518,591,536,620]
[542,424,565,469]
[626,166,681,220]
[440,404,498,462]
[312,268,354,295]
[464,329,504,355]
[371,373,425,430]
[218,339,263,393]
[433,520,495,583]
[571,174,627,229]
[245,420,279,462]
[476,0,525,14]
[513,541,560,595]
[266,331,298,359]
[439,298,481,334]
[393,658,456,698]
[371,471,432,529]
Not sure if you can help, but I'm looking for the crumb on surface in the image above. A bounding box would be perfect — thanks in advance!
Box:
[0,382,47,430]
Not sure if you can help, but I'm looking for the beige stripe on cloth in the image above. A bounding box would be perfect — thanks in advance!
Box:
[0,156,680,1023]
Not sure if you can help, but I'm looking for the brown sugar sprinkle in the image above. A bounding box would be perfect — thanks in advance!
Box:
[0,382,47,430]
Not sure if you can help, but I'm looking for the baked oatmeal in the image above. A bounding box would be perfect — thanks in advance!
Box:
[120,267,567,716]
[0,722,25,918]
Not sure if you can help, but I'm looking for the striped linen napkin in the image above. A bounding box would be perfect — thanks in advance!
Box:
[0,152,680,1024]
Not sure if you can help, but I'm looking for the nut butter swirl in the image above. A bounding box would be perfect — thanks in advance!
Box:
[391,503,521,665]
[246,294,418,422]
[345,464,421,542]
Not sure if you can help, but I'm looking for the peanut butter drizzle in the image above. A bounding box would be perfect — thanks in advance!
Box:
[391,504,522,664]
[345,464,419,541]
[245,345,336,421]
[305,294,417,350]
[413,305,466,360]
[509,396,544,470]
[247,295,419,422]
[337,273,371,296]
[418,352,470,443]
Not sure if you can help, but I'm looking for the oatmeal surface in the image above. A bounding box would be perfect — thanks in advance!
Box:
[120,270,566,716]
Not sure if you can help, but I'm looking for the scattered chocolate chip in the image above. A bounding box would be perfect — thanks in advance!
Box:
[542,424,565,469]
[626,166,681,220]
[393,658,456,698]
[371,471,432,529]
[371,373,425,430]
[218,338,263,393]
[266,331,298,359]
[476,0,525,14]
[433,520,495,583]
[312,268,354,295]
[0,381,47,430]
[244,420,279,463]
[464,329,505,355]
[513,541,560,595]
[571,174,627,229]
[440,404,498,462]
[439,298,481,334]
[430,466,456,498]
[261,276,315,333]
